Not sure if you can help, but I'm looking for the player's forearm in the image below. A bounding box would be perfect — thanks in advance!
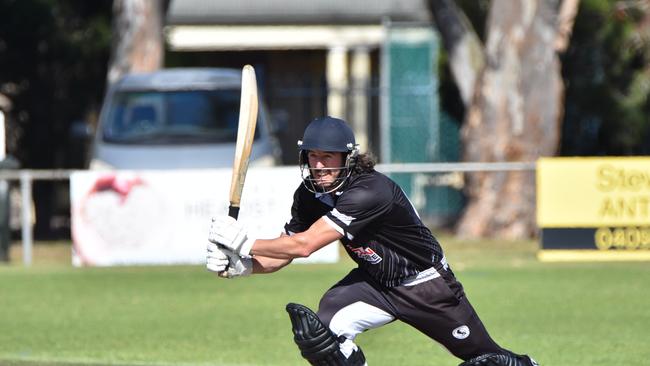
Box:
[250,235,313,259]
[252,256,292,274]
[248,218,341,259]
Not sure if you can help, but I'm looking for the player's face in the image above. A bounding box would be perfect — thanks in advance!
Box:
[307,150,345,188]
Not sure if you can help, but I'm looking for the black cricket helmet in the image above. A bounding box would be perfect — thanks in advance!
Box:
[297,116,359,194]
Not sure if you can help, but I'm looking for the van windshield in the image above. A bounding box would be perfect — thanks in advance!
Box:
[103,89,252,144]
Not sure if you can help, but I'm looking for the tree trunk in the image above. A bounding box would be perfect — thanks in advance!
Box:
[456,0,566,239]
[107,0,165,86]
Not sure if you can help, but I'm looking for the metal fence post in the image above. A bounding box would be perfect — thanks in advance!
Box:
[0,180,8,262]
[20,171,32,266]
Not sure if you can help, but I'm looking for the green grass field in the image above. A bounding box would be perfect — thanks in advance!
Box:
[1,237,649,366]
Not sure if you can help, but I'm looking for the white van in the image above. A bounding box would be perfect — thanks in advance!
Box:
[89,68,281,170]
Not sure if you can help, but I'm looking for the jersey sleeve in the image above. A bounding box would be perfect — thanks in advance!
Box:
[284,186,308,235]
[324,183,390,239]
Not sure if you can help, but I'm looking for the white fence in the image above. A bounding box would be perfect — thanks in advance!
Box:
[0,162,537,266]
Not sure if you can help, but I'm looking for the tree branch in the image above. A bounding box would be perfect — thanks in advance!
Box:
[428,0,485,107]
[555,0,580,52]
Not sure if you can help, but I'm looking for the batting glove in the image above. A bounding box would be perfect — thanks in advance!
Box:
[206,242,253,278]
[208,215,255,257]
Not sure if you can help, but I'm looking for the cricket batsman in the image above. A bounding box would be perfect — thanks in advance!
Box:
[207,116,539,366]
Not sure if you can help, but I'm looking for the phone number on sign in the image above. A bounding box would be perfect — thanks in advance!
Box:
[595,227,650,250]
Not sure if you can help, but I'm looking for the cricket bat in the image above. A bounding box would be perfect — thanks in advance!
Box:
[228,64,259,220]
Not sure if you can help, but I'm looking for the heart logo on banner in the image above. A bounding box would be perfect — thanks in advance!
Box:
[73,174,166,265]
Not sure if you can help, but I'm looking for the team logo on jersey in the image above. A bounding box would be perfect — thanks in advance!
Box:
[452,325,470,339]
[346,245,382,264]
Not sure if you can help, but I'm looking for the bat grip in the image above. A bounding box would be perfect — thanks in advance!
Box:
[220,205,240,276]
[228,205,240,220]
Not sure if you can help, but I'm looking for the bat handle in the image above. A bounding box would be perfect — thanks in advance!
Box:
[228,205,240,220]
[222,204,240,276]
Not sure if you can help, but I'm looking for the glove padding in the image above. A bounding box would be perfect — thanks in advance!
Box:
[208,215,255,257]
[206,242,253,278]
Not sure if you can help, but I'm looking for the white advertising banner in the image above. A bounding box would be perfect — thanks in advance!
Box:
[70,167,339,266]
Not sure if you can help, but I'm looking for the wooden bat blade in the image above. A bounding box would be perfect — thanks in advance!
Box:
[228,65,259,219]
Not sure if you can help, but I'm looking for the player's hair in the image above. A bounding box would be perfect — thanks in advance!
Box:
[352,152,376,175]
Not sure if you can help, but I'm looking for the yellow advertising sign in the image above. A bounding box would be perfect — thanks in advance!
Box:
[537,157,650,227]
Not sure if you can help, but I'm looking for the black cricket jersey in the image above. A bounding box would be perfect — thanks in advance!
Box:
[284,170,446,287]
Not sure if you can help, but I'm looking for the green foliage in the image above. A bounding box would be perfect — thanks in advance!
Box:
[561,0,650,155]
[0,0,112,167]
[0,0,113,238]
[1,241,649,365]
